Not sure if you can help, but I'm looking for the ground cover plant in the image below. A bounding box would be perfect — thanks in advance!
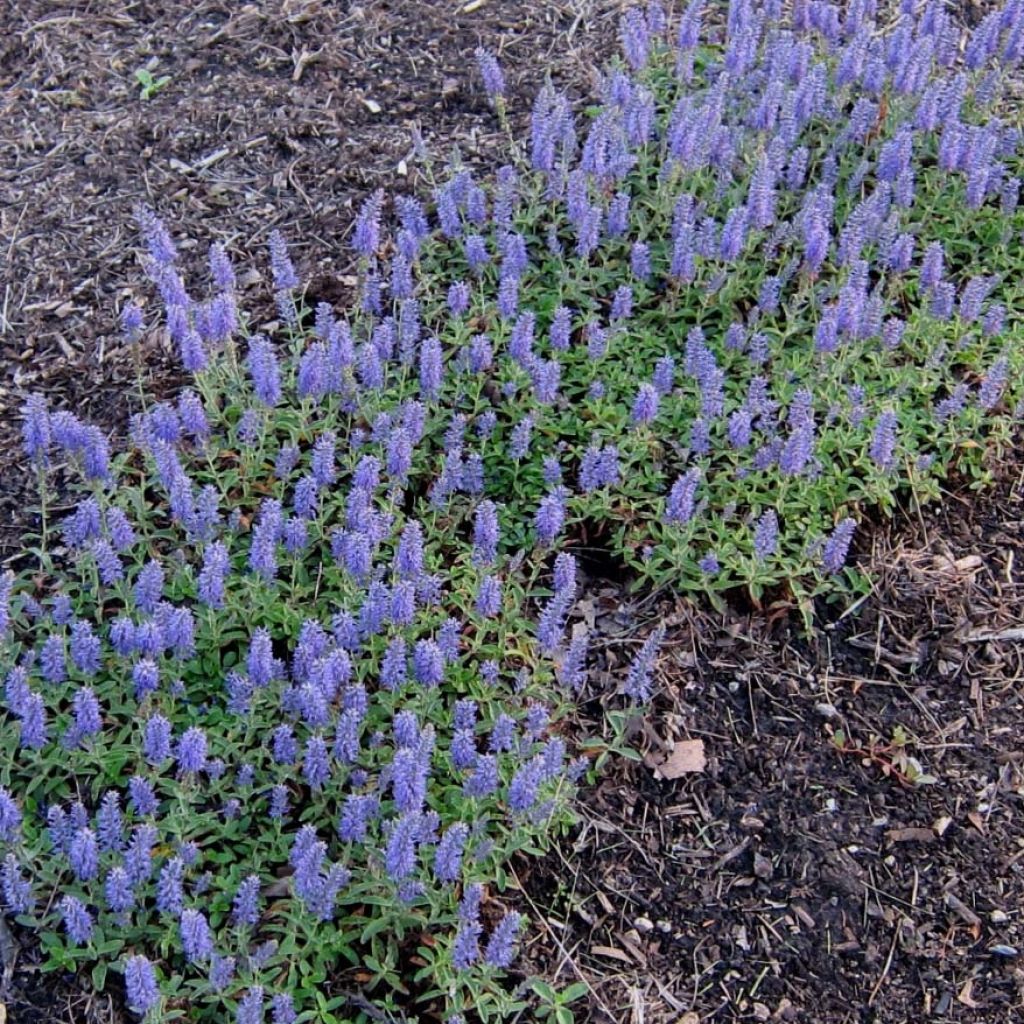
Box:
[2,1,1023,1022]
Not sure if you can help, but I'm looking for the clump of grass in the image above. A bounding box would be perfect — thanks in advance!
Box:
[2,2,1023,1022]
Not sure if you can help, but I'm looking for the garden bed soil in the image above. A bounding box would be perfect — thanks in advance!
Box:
[2,2,1022,1024]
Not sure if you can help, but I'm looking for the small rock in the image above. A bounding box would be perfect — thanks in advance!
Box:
[990,944,1018,958]
[815,702,840,719]
[753,852,773,880]
[990,909,1009,924]
[634,916,654,934]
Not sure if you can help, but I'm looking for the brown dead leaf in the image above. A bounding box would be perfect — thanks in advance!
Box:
[592,945,634,965]
[885,827,936,844]
[932,553,983,575]
[956,978,980,1009]
[645,739,706,779]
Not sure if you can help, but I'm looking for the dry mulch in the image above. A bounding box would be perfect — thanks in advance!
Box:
[2,2,1023,1024]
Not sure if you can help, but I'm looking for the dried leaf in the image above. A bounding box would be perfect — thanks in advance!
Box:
[645,739,706,779]
[592,945,634,965]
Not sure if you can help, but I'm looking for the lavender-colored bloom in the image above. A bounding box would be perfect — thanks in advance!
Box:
[70,685,102,746]
[419,336,444,398]
[623,627,662,703]
[60,895,93,945]
[753,509,779,562]
[472,500,499,565]
[144,714,172,764]
[247,335,281,407]
[180,908,213,963]
[821,518,857,574]
[978,356,1009,411]
[497,273,519,319]
[265,994,295,1024]
[982,304,1005,338]
[959,276,992,324]
[631,383,659,426]
[509,415,534,460]
[928,281,955,321]
[128,776,158,817]
[133,560,165,615]
[130,658,159,701]
[665,469,700,526]
[531,358,561,405]
[434,822,469,883]
[268,230,298,293]
[125,824,158,886]
[338,794,378,843]
[69,827,99,881]
[208,955,236,993]
[17,692,47,750]
[464,753,499,798]
[21,393,51,466]
[452,913,483,971]
[549,306,572,351]
[385,812,420,881]
[699,552,720,575]
[124,955,160,1016]
[177,726,208,774]
[97,791,124,852]
[353,189,384,258]
[451,730,477,770]
[303,735,331,791]
[413,639,444,687]
[870,410,899,469]
[535,489,567,546]
[620,7,650,70]
[248,627,276,688]
[578,445,609,492]
[484,911,523,968]
[508,757,543,812]
[70,621,102,675]
[475,47,505,99]
[233,875,261,927]
[476,575,502,618]
[630,241,652,280]
[269,785,289,821]
[921,241,945,291]
[0,794,18,843]
[104,866,135,915]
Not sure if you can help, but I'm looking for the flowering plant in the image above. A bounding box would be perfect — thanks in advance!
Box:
[3,2,1023,1021]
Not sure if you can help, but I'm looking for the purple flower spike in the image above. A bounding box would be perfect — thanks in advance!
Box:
[623,627,663,704]
[484,911,523,968]
[869,410,899,470]
[475,47,506,100]
[125,955,160,1016]
[753,509,779,562]
[472,500,500,566]
[353,189,385,258]
[180,907,214,963]
[631,383,660,426]
[60,895,93,945]
[268,230,298,293]
[821,519,857,574]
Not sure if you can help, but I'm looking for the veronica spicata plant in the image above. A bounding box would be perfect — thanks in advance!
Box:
[3,2,1024,1022]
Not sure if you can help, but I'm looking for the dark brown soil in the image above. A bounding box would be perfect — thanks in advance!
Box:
[2,3,1022,1024]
